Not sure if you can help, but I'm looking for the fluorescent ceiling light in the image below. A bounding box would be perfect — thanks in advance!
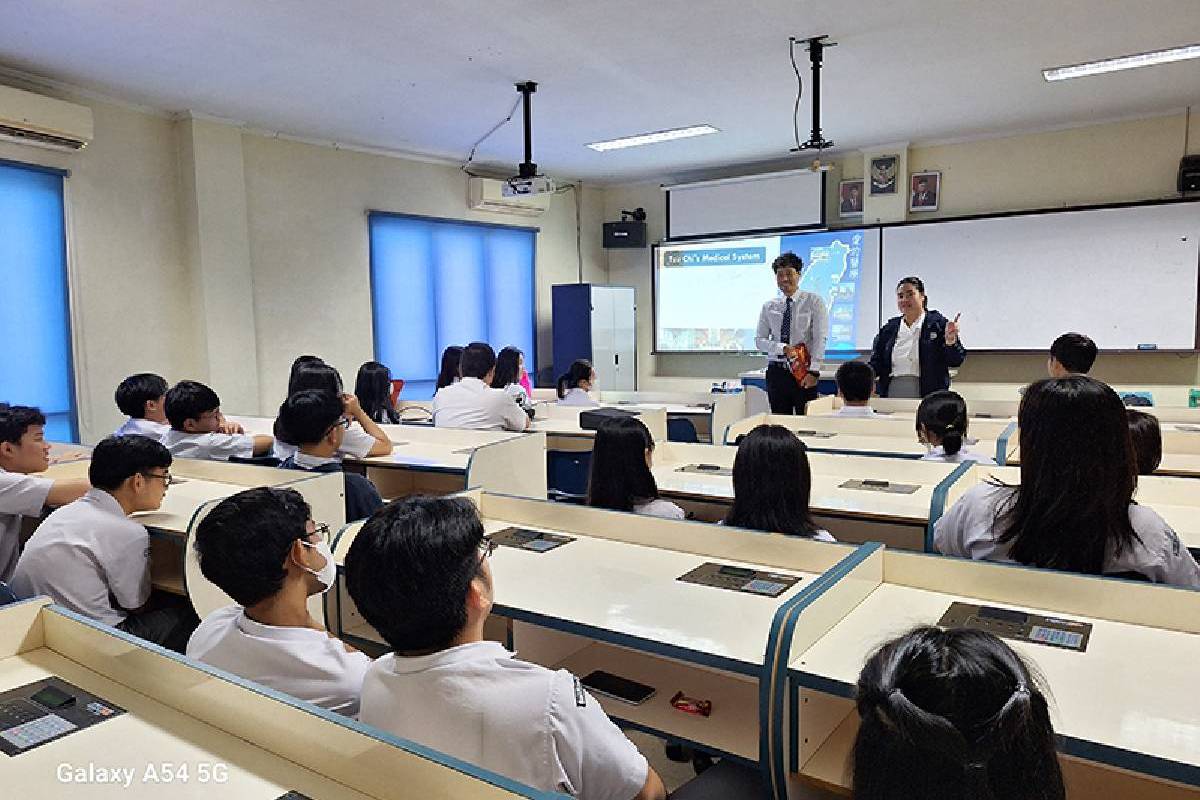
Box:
[1043,43,1200,81]
[587,125,719,152]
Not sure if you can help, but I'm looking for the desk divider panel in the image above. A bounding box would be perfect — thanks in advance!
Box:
[0,598,50,658]
[711,393,750,445]
[804,396,836,415]
[725,412,771,444]
[39,606,556,800]
[466,431,547,499]
[1160,425,1200,455]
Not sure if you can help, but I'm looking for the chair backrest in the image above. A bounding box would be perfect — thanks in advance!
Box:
[0,581,18,607]
[390,379,405,405]
[667,417,699,443]
[546,450,592,497]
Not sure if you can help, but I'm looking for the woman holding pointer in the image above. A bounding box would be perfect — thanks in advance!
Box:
[868,276,965,398]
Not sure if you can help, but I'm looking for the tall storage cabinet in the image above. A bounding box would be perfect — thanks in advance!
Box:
[551,284,636,391]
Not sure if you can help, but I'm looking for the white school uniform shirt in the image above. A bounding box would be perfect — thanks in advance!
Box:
[557,388,600,408]
[632,497,686,520]
[359,641,648,800]
[161,428,256,462]
[834,405,878,418]
[432,377,528,431]
[114,417,169,440]
[920,445,997,466]
[891,313,925,378]
[274,420,378,462]
[718,518,838,543]
[187,605,372,717]
[755,290,830,372]
[10,489,150,627]
[0,467,53,582]
[934,483,1200,588]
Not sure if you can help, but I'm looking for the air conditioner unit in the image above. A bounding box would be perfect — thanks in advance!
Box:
[0,84,94,152]
[467,176,551,216]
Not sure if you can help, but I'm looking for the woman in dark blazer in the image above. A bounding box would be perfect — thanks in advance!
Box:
[869,276,965,398]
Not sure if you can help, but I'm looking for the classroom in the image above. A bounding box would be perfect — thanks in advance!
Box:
[1,3,1198,799]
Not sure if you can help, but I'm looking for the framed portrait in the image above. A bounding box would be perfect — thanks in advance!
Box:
[838,179,864,218]
[909,170,941,212]
[869,155,897,195]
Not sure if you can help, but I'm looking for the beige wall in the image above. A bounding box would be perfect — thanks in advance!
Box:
[608,109,1200,393]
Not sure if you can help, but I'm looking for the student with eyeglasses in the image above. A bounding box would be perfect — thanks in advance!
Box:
[188,486,371,717]
[162,380,274,461]
[11,435,199,652]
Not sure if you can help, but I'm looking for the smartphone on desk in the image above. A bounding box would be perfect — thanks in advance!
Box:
[581,671,655,705]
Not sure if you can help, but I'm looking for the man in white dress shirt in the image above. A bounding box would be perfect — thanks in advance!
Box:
[432,342,530,431]
[113,372,171,439]
[755,252,829,415]
[347,496,666,800]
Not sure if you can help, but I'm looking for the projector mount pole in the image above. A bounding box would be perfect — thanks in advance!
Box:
[516,81,538,179]
[799,35,835,151]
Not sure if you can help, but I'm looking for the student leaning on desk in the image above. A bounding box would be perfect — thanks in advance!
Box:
[433,342,531,431]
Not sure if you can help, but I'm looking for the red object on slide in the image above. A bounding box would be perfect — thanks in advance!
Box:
[786,343,812,387]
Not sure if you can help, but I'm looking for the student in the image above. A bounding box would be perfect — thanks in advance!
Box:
[490,346,536,419]
[724,425,834,541]
[162,380,273,461]
[277,390,384,522]
[11,435,197,650]
[0,405,90,582]
[852,626,1064,800]
[916,391,996,465]
[355,361,401,424]
[277,362,392,461]
[113,372,170,438]
[188,486,371,716]
[557,359,600,407]
[834,361,878,417]
[935,376,1200,587]
[432,342,530,431]
[587,417,685,520]
[436,345,464,390]
[1127,410,1162,475]
[347,496,666,800]
[1047,332,1097,377]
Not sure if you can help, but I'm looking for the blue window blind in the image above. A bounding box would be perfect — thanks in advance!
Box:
[0,161,76,442]
[370,214,536,400]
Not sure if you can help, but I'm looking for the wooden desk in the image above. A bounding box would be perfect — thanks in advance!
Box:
[1007,447,1200,478]
[783,550,1200,798]
[0,599,547,799]
[649,442,971,551]
[809,395,1019,420]
[531,404,668,450]
[599,391,752,443]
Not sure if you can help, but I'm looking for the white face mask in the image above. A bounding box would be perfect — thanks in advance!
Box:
[298,537,336,593]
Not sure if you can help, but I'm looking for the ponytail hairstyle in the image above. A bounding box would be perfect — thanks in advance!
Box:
[916,391,969,456]
[586,417,659,512]
[556,359,594,399]
[852,626,1064,800]
[898,276,929,310]
[1126,410,1162,475]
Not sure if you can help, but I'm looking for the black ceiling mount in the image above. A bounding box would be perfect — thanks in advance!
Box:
[792,35,836,153]
[516,81,538,178]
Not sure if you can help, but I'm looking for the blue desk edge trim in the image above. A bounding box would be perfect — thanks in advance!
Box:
[925,460,973,551]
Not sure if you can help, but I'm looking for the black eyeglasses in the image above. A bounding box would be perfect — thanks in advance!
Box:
[306,522,331,542]
[140,471,176,486]
[476,535,496,568]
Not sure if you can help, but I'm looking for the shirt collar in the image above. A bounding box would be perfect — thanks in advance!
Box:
[902,312,926,330]
[236,610,333,642]
[294,451,339,469]
[85,488,128,518]
[387,640,512,674]
[458,377,489,392]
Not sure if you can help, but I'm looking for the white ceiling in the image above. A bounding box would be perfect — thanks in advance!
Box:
[2,1,1199,183]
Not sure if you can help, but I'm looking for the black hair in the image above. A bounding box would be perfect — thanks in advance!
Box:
[917,391,969,456]
[288,362,343,397]
[195,487,313,607]
[114,373,168,418]
[556,359,594,399]
[852,627,1064,800]
[771,251,804,273]
[345,496,486,653]
[1126,410,1162,475]
[491,346,523,389]
[277,390,345,446]
[289,355,324,383]
[995,376,1140,575]
[88,434,172,491]
[0,405,46,446]
[459,342,496,380]
[436,346,463,390]
[724,424,821,538]
[897,276,929,310]
[164,381,221,430]
[836,361,875,403]
[587,417,659,512]
[355,361,399,424]
[1049,333,1097,375]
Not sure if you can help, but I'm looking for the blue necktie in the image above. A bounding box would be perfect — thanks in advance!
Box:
[780,297,793,347]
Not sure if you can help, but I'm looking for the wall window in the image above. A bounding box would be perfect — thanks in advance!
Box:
[369,213,536,399]
[0,160,76,442]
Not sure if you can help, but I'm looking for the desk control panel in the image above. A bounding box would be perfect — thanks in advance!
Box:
[791,430,838,439]
[839,479,921,495]
[493,526,575,553]
[677,562,801,598]
[0,678,124,756]
[677,464,733,477]
[938,602,1093,652]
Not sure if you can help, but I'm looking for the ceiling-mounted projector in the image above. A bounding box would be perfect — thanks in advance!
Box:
[503,175,556,197]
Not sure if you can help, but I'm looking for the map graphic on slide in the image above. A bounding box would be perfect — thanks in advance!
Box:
[657,230,866,352]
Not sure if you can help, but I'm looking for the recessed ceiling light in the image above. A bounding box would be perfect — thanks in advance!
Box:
[586,125,719,152]
[1043,43,1200,81]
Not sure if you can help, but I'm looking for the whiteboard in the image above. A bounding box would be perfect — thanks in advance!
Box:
[666,170,824,239]
[881,203,1200,350]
